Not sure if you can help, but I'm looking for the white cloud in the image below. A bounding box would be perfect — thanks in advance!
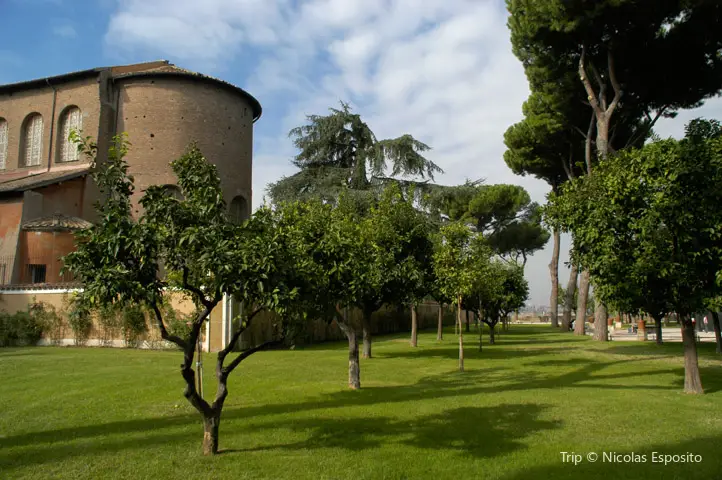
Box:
[104,0,722,307]
[105,0,289,68]
[52,24,77,38]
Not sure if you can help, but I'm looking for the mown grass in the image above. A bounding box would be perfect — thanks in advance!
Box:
[1,326,721,480]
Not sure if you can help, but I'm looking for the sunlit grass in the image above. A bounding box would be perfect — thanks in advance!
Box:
[1,326,721,479]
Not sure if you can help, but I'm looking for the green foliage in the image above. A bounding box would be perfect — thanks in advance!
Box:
[161,305,195,347]
[63,132,164,312]
[0,307,46,347]
[268,102,442,207]
[425,183,549,263]
[63,134,311,355]
[29,300,63,345]
[432,223,490,306]
[358,183,436,311]
[272,195,366,322]
[121,306,148,348]
[474,262,529,328]
[548,119,722,319]
[65,295,93,346]
[507,0,722,158]
[97,304,121,347]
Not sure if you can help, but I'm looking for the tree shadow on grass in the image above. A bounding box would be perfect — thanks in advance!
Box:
[0,347,46,357]
[0,404,562,472]
[602,341,721,358]
[237,403,561,459]
[0,356,683,462]
[376,346,571,361]
[0,350,696,464]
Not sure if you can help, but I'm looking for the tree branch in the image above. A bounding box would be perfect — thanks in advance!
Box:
[183,266,210,309]
[223,340,283,375]
[579,45,602,116]
[624,106,668,149]
[561,144,574,180]
[217,306,264,371]
[588,61,607,111]
[585,110,595,175]
[606,48,623,116]
[150,301,187,350]
[181,317,213,417]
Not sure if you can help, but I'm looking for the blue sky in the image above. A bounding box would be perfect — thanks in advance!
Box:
[2,0,721,306]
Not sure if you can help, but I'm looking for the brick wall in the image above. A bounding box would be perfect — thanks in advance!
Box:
[115,77,254,215]
[0,76,100,179]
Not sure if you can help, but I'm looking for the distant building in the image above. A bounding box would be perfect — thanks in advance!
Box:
[0,60,261,286]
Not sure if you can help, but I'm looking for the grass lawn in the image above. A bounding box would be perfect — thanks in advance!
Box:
[1,326,721,480]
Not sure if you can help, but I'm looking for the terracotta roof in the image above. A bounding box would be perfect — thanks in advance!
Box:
[0,61,169,94]
[112,65,263,121]
[21,213,93,232]
[0,60,262,121]
[0,167,91,193]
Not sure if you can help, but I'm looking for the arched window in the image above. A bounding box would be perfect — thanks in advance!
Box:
[57,106,82,163]
[21,113,43,167]
[0,118,7,170]
[229,196,250,224]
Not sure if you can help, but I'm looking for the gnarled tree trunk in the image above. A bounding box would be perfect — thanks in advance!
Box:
[593,301,608,341]
[575,269,590,335]
[336,319,361,389]
[711,311,721,354]
[682,318,704,394]
[549,228,561,328]
[437,303,443,341]
[362,310,372,359]
[489,323,496,345]
[561,263,578,331]
[410,304,418,347]
[202,413,221,456]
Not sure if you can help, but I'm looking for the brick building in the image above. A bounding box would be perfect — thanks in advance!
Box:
[0,60,261,286]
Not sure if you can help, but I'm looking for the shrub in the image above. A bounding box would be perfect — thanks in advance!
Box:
[28,300,64,345]
[164,305,195,345]
[97,304,121,347]
[66,297,93,346]
[0,309,45,346]
[122,306,148,348]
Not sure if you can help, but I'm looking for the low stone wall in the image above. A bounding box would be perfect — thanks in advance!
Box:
[1,288,459,351]
[236,301,457,350]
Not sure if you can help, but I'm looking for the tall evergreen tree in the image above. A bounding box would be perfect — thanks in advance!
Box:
[507,0,722,337]
[268,102,442,207]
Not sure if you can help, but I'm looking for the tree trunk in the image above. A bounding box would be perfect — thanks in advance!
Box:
[593,302,608,341]
[362,311,372,359]
[712,311,721,355]
[549,228,561,328]
[337,321,361,389]
[202,413,221,456]
[489,324,496,345]
[454,305,458,336]
[457,296,464,372]
[682,319,704,394]
[479,322,483,351]
[561,263,578,331]
[437,304,443,341]
[574,269,591,335]
[410,304,418,347]
[654,315,663,345]
[465,310,470,333]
